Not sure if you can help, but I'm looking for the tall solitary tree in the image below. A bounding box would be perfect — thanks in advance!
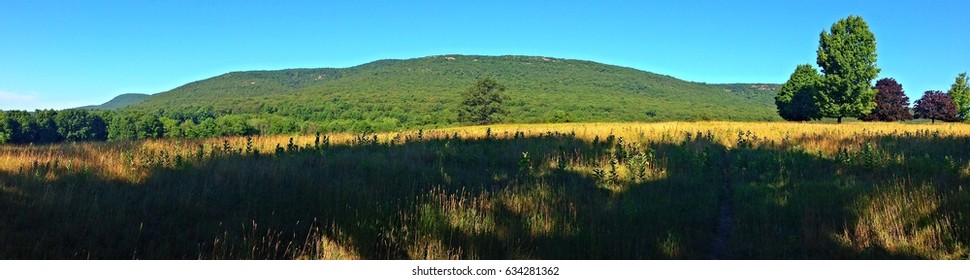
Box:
[914,90,958,124]
[776,64,822,121]
[860,78,912,121]
[459,77,507,125]
[816,15,880,123]
[948,72,970,120]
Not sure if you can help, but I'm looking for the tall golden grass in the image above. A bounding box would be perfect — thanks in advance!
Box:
[0,121,968,259]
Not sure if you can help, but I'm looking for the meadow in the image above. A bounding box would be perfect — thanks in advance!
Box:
[0,122,968,259]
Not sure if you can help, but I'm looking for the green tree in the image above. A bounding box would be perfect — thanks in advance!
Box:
[33,109,62,143]
[108,113,139,141]
[159,117,183,138]
[0,111,15,144]
[215,115,256,136]
[6,110,38,144]
[55,109,107,141]
[816,15,880,123]
[179,120,199,138]
[776,64,822,121]
[136,114,163,139]
[194,118,220,137]
[459,77,507,125]
[948,72,970,120]
[549,109,574,123]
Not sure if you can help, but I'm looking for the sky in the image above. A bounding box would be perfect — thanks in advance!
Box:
[1,0,968,110]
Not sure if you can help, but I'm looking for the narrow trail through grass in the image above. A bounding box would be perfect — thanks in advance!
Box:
[708,151,734,260]
[709,161,735,259]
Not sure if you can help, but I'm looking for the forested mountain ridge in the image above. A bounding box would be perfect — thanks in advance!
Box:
[711,83,782,106]
[77,93,150,110]
[2,55,782,144]
[129,55,781,125]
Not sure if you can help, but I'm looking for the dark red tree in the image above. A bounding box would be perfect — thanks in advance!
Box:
[860,78,913,121]
[914,90,958,123]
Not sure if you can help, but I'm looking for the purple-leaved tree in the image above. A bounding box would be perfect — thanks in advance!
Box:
[860,78,912,121]
[914,90,958,123]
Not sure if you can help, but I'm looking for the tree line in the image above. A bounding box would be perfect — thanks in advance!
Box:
[0,78,508,145]
[775,15,970,124]
[0,109,263,145]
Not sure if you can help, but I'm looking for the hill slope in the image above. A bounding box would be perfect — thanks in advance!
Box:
[712,83,781,106]
[131,55,781,129]
[79,93,150,110]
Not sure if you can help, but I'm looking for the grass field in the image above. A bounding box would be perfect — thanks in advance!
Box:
[1,122,968,259]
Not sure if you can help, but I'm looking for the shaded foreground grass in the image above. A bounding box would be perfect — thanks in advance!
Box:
[0,122,968,259]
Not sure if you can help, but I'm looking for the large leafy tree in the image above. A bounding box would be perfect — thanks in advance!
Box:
[136,113,164,139]
[55,109,107,141]
[6,110,38,144]
[458,77,507,125]
[215,115,257,136]
[914,90,958,124]
[33,109,62,143]
[0,111,16,144]
[776,64,822,121]
[108,113,139,141]
[948,72,970,120]
[816,15,880,123]
[860,78,912,121]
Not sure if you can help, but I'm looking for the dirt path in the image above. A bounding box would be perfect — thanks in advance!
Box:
[708,158,733,259]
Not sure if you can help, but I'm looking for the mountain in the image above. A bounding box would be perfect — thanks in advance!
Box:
[712,83,782,106]
[129,55,781,128]
[78,93,150,110]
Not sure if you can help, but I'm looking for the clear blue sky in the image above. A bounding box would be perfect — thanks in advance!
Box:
[1,0,967,110]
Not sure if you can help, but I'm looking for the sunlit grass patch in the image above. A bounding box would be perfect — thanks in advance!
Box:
[837,181,969,259]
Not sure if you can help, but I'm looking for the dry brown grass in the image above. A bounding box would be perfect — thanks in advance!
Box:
[2,121,968,259]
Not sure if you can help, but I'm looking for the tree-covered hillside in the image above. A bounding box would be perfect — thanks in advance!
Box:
[712,83,781,106]
[77,93,150,110]
[131,55,780,129]
[3,55,784,144]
